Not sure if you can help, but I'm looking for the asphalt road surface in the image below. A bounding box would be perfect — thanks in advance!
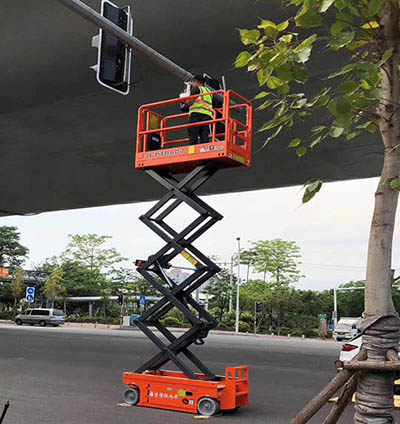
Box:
[0,324,397,424]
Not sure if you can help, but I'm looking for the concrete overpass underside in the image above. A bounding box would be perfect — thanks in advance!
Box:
[0,0,383,216]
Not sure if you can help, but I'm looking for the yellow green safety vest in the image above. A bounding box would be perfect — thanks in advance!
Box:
[189,86,213,118]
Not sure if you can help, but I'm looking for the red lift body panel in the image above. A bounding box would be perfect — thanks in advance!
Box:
[123,367,249,414]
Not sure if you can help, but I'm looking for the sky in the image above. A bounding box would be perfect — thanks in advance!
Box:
[1,176,399,292]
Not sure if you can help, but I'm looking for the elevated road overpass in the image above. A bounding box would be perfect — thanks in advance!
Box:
[0,0,382,216]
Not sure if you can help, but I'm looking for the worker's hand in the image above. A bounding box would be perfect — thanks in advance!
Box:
[185,99,194,106]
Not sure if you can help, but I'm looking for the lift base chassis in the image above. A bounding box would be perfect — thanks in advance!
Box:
[123,366,249,415]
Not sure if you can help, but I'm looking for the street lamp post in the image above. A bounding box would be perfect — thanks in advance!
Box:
[235,237,241,333]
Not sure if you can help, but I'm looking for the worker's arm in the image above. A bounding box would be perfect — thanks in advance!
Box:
[185,86,200,106]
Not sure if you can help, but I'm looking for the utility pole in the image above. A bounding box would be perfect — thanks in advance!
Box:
[229,256,234,313]
[54,0,193,82]
[235,237,241,333]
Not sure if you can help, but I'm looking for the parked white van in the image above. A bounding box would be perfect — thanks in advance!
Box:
[333,317,360,341]
[15,308,65,327]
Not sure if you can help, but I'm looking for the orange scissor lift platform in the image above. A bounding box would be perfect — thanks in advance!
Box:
[135,89,252,173]
[123,89,252,416]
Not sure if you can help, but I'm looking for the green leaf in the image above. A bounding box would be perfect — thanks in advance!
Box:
[254,91,270,100]
[257,20,277,30]
[367,0,385,17]
[338,80,358,95]
[294,34,318,52]
[257,20,278,39]
[311,125,327,135]
[266,76,283,89]
[295,47,312,63]
[365,88,387,100]
[356,121,376,133]
[328,31,355,49]
[390,178,400,192]
[277,64,294,82]
[264,125,283,144]
[292,66,308,83]
[302,180,323,203]
[295,10,323,28]
[277,21,289,31]
[235,51,252,68]
[280,34,294,44]
[310,135,323,148]
[327,63,355,79]
[258,99,274,110]
[336,97,352,116]
[296,147,307,158]
[320,0,335,12]
[289,138,302,147]
[329,126,344,138]
[346,131,361,140]
[257,69,269,86]
[277,83,290,95]
[239,29,261,45]
[378,48,394,66]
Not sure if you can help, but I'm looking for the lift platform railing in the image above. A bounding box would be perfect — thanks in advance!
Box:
[135,90,252,172]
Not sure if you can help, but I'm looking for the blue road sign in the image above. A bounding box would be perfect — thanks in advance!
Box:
[26,287,35,303]
[139,296,146,307]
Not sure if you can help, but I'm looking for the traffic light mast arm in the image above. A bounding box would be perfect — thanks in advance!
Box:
[54,0,193,82]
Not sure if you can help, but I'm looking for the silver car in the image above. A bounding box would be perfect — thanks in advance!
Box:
[15,308,65,327]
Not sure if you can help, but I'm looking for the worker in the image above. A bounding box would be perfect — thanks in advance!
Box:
[185,75,213,145]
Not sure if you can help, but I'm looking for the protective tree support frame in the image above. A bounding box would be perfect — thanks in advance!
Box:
[122,90,252,415]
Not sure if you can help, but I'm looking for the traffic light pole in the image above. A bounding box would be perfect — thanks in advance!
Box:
[54,0,193,82]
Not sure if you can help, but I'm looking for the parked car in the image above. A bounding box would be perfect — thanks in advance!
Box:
[339,333,362,362]
[15,308,65,327]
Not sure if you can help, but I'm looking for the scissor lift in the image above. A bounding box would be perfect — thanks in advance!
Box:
[123,89,252,416]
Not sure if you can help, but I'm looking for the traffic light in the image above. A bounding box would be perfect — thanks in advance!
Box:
[255,302,262,314]
[91,0,133,95]
[135,259,144,267]
[117,293,124,305]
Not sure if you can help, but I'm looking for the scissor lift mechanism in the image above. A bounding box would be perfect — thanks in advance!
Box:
[123,90,252,415]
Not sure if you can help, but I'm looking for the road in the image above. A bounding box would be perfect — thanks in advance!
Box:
[0,324,395,424]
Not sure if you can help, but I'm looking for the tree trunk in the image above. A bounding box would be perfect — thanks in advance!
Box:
[355,4,400,422]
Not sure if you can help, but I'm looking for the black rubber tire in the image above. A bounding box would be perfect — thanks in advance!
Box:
[197,397,220,416]
[15,319,22,326]
[336,338,342,342]
[123,388,140,406]
[29,323,34,326]
[39,320,46,327]
[52,324,59,327]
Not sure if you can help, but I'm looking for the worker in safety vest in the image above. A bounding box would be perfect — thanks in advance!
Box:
[184,75,213,145]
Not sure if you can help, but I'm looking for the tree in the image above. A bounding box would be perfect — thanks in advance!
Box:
[237,0,400,420]
[44,268,66,308]
[250,239,303,285]
[0,226,29,267]
[62,234,127,274]
[10,267,25,307]
[203,269,235,321]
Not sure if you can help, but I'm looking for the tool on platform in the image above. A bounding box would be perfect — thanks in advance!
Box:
[122,89,252,416]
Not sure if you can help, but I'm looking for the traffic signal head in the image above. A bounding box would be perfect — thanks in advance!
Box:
[255,302,262,313]
[92,0,133,95]
[135,259,145,267]
[117,294,124,305]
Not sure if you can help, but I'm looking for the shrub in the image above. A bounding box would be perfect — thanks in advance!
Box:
[239,321,251,333]
[66,316,119,325]
[160,316,184,327]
